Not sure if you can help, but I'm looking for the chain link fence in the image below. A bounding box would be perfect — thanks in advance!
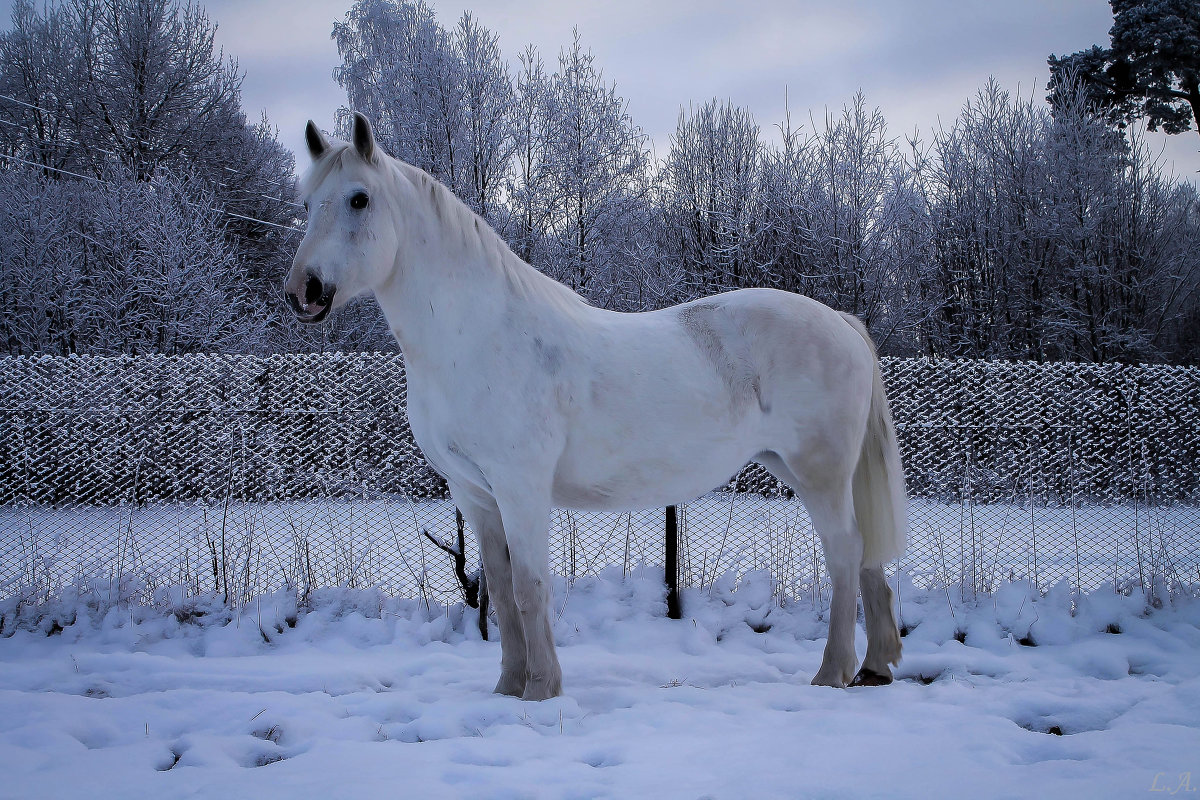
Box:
[2,353,1198,608]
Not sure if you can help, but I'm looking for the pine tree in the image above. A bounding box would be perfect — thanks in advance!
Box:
[1049,0,1200,138]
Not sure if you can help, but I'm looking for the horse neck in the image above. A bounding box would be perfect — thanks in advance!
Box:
[377,161,586,366]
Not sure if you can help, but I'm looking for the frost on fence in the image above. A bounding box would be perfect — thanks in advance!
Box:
[693,359,1200,504]
[0,353,1198,602]
[2,354,1197,507]
[881,359,1200,504]
[0,353,447,505]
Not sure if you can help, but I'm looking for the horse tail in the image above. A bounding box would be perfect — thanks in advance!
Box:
[840,313,908,567]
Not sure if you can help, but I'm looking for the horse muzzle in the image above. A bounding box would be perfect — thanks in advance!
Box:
[286,273,337,324]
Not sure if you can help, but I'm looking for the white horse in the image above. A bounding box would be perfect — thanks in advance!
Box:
[286,113,908,700]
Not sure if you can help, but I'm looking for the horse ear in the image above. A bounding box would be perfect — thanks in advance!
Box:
[351,112,376,163]
[305,120,330,160]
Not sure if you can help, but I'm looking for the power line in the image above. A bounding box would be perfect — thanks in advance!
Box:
[225,211,303,233]
[0,92,302,198]
[0,152,304,234]
[0,108,304,216]
[3,127,305,217]
[0,119,302,211]
[0,93,49,114]
[0,152,104,184]
[220,163,295,194]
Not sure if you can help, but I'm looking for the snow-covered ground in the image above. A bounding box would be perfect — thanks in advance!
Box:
[2,571,1198,799]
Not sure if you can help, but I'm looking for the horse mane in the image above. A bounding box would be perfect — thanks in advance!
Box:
[391,159,589,316]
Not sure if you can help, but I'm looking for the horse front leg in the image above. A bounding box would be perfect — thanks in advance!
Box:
[493,486,561,701]
[452,487,528,697]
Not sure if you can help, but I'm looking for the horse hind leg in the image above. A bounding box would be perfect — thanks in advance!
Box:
[853,566,901,686]
[804,489,863,687]
[758,452,861,687]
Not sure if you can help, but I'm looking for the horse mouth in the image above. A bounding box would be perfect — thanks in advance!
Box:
[289,286,336,324]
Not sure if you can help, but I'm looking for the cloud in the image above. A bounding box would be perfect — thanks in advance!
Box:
[1,0,1195,180]
[210,0,347,59]
[202,0,352,157]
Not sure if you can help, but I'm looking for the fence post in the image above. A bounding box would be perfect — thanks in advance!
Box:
[665,505,681,619]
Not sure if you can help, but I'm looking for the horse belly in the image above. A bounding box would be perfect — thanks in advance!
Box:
[551,420,760,512]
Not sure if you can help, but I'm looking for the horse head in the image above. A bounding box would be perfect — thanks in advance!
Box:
[285,112,401,324]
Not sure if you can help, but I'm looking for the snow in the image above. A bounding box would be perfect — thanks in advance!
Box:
[1,571,1197,799]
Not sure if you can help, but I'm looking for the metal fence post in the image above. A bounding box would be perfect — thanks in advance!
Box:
[665,505,681,619]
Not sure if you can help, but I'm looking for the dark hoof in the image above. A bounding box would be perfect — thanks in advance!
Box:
[850,667,893,687]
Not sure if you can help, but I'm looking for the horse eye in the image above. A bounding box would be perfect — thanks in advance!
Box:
[349,191,369,210]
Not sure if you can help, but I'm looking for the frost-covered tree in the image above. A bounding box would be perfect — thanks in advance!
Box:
[333,0,513,223]
[0,0,80,173]
[0,167,269,355]
[334,0,458,180]
[212,114,299,310]
[919,81,1064,358]
[0,0,281,194]
[661,99,766,295]
[912,77,1200,362]
[541,30,651,298]
[453,12,514,219]
[751,94,921,349]
[69,0,243,182]
[0,0,299,353]
[503,44,555,266]
[797,94,908,327]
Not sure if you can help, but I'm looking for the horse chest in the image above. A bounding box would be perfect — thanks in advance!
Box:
[404,360,562,490]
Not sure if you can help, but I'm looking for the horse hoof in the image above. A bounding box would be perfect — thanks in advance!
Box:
[494,676,526,697]
[520,679,562,701]
[850,667,893,687]
[810,670,848,688]
[810,678,845,688]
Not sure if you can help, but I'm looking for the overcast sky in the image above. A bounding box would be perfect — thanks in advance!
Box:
[5,0,1200,181]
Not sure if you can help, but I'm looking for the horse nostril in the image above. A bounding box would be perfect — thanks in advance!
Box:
[304,274,324,305]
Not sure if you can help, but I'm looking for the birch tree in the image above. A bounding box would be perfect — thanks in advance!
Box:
[503,44,556,267]
[542,29,650,298]
[334,1,514,222]
[453,11,513,220]
[0,0,81,173]
[334,0,462,184]
[661,99,766,295]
